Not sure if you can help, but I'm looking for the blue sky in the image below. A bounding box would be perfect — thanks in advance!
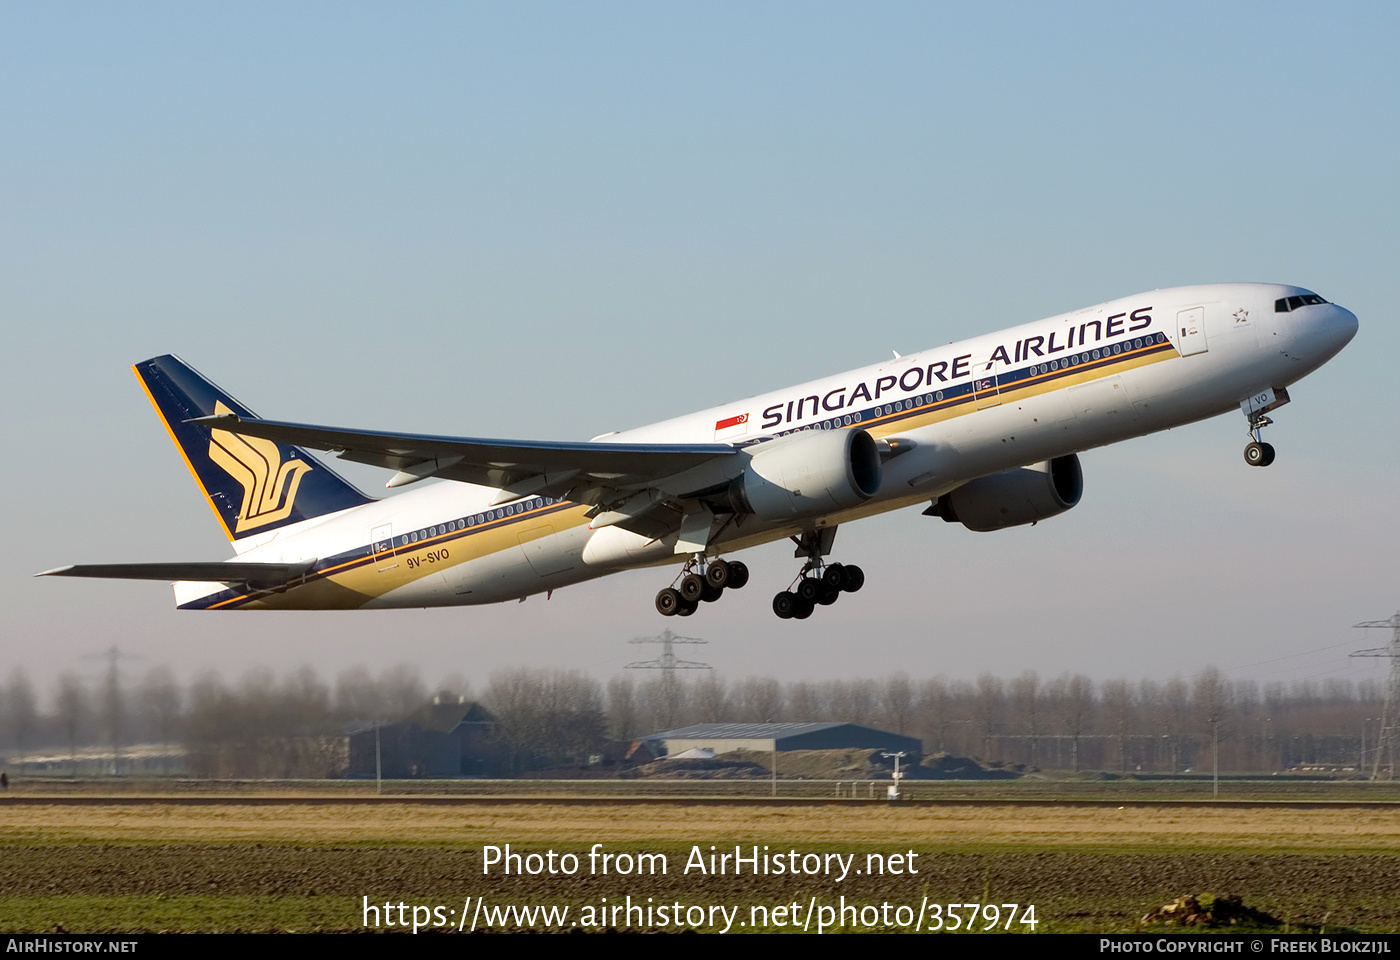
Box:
[4,3,1396,694]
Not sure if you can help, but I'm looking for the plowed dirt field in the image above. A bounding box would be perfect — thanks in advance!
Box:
[3,797,1397,933]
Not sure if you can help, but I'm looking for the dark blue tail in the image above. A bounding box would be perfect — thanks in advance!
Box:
[133,355,375,542]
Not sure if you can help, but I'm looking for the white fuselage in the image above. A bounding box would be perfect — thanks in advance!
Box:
[176,282,1357,610]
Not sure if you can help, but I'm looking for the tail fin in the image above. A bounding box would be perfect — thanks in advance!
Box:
[133,355,375,542]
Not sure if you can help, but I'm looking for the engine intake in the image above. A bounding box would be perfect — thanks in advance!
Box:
[731,429,882,522]
[930,455,1083,532]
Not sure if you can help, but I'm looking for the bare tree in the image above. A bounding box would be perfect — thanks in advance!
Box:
[1161,676,1190,772]
[483,669,605,770]
[1192,666,1232,772]
[1100,679,1133,774]
[482,670,541,773]
[829,679,877,725]
[881,673,914,735]
[692,673,728,724]
[1049,673,1095,772]
[606,674,639,742]
[53,673,90,776]
[1010,671,1042,769]
[918,677,953,754]
[735,676,783,723]
[975,673,1006,761]
[379,664,427,719]
[787,681,821,721]
[4,670,37,769]
[135,666,182,750]
[334,666,385,721]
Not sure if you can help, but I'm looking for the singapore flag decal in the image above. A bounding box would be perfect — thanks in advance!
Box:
[713,412,751,442]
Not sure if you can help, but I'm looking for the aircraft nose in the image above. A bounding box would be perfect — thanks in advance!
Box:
[1304,302,1360,363]
[1323,303,1360,353]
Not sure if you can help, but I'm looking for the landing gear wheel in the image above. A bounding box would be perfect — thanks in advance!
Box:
[816,585,840,606]
[791,597,815,619]
[797,578,822,603]
[726,561,749,590]
[701,581,724,603]
[705,560,730,590]
[679,573,705,603]
[840,565,865,593]
[773,591,797,619]
[822,563,845,590]
[1244,441,1276,467]
[676,601,697,617]
[655,588,682,617]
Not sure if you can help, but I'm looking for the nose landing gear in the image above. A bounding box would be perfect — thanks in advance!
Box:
[1240,387,1290,468]
[1244,439,1275,467]
[1244,414,1276,467]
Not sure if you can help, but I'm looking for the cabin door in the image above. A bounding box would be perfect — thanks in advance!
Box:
[370,523,397,572]
[1176,307,1207,356]
[972,358,1001,409]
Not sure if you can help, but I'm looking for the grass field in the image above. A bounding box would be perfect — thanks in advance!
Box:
[3,787,1398,933]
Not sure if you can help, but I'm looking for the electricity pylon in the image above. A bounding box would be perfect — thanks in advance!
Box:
[1351,612,1400,780]
[625,630,709,731]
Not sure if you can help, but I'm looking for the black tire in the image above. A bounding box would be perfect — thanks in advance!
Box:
[792,596,815,619]
[1244,441,1265,466]
[822,563,845,589]
[705,560,730,590]
[726,561,749,590]
[817,585,840,606]
[655,588,682,617]
[680,573,705,603]
[842,565,865,593]
[701,581,724,603]
[676,600,697,617]
[1259,442,1276,467]
[772,592,796,619]
[797,577,821,602]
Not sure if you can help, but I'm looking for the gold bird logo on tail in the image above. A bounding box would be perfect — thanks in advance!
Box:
[206,402,313,533]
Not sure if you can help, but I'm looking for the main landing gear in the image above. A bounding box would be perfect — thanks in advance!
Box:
[771,527,863,620]
[1244,413,1276,467]
[772,561,864,620]
[655,557,750,617]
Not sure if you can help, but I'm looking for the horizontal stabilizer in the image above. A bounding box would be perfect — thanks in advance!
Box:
[38,560,316,588]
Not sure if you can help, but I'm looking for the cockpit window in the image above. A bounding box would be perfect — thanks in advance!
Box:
[1275,294,1329,312]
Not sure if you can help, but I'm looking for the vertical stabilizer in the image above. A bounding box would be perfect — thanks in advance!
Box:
[133,355,375,542]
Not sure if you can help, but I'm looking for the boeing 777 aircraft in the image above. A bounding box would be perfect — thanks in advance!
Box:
[41,282,1357,620]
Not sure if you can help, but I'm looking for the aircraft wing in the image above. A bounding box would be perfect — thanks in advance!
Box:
[37,560,316,587]
[189,413,741,509]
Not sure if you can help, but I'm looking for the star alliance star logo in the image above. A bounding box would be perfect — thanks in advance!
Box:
[1233,308,1249,324]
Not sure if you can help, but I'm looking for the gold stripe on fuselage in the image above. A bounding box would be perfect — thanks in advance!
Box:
[217,502,592,609]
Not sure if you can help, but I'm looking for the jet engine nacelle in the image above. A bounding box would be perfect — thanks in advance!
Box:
[931,454,1083,532]
[731,428,882,522]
